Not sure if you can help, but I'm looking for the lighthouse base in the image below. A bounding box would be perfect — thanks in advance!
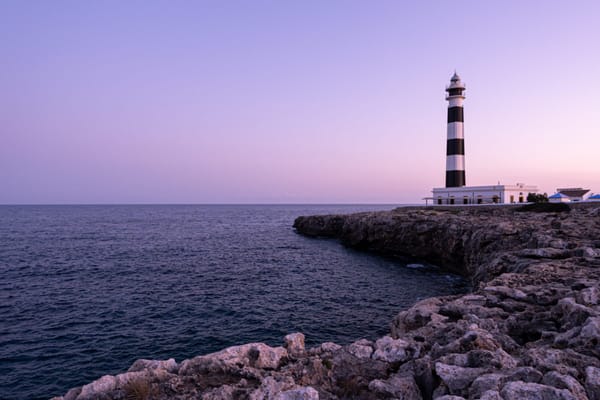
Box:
[432,183,539,205]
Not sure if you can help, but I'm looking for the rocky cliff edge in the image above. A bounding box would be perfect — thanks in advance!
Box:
[54,204,600,400]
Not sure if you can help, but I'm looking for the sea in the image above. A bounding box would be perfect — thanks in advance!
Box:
[0,205,467,400]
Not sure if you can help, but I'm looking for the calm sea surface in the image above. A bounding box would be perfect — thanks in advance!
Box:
[0,205,467,399]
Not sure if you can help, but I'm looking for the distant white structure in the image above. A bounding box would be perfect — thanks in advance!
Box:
[556,188,590,202]
[588,194,600,202]
[429,73,539,205]
[549,192,571,203]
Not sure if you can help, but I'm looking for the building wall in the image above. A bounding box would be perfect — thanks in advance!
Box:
[432,186,537,205]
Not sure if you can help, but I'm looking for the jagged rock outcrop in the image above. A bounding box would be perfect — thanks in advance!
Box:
[53,204,600,400]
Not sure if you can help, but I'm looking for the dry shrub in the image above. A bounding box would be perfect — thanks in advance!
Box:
[123,378,153,400]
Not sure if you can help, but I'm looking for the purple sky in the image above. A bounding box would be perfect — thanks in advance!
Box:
[1,1,599,204]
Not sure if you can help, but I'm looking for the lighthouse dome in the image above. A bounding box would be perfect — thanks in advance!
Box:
[446,72,465,92]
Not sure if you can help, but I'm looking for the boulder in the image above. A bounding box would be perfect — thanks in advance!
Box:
[391,297,444,336]
[372,336,418,363]
[285,333,306,357]
[479,390,503,400]
[347,339,374,359]
[469,373,506,398]
[434,362,487,395]
[179,343,287,375]
[368,373,422,399]
[500,381,577,400]
[542,371,588,400]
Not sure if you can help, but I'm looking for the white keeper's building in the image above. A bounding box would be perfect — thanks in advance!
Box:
[433,183,539,205]
[430,73,539,205]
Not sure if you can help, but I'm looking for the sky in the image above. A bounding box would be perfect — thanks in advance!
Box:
[1,1,599,204]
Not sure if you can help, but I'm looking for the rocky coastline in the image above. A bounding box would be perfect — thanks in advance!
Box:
[54,204,600,400]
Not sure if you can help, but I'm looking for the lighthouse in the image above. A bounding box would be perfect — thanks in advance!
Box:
[445,72,466,187]
[430,73,539,205]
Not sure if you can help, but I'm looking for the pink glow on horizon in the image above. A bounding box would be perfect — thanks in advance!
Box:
[1,1,599,204]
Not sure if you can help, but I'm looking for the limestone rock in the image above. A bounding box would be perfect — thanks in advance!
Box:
[201,385,236,400]
[507,367,543,383]
[391,297,444,336]
[368,373,422,399]
[479,390,503,400]
[578,287,599,306]
[372,336,417,363]
[434,362,487,395]
[469,373,506,398]
[179,342,287,375]
[274,386,319,400]
[542,371,588,400]
[519,248,570,259]
[77,375,117,399]
[484,285,528,301]
[347,339,374,359]
[586,367,600,400]
[500,381,577,400]
[128,358,178,373]
[311,342,341,355]
[285,333,306,357]
[250,376,296,400]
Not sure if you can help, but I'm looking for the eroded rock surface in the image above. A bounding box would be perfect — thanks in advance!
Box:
[53,204,600,399]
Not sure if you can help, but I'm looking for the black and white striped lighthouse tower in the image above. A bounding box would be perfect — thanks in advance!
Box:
[445,72,466,187]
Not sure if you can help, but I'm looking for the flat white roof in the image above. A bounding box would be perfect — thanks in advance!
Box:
[433,184,538,192]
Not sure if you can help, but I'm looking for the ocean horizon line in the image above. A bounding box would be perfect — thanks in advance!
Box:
[0,202,416,207]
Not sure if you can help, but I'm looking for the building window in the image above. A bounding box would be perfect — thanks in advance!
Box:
[437,197,442,205]
[493,195,499,203]
[450,197,455,205]
[477,198,482,204]
[519,196,524,203]
[510,195,514,203]
[463,197,468,204]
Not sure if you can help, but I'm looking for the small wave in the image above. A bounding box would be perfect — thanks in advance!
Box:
[406,263,426,269]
